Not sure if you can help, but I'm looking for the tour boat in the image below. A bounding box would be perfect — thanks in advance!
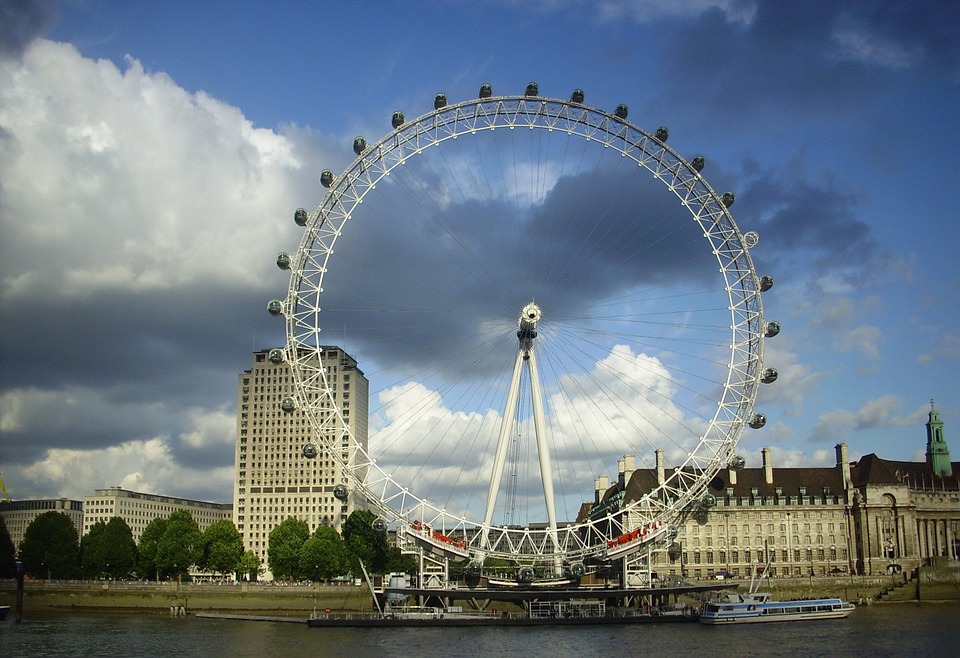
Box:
[699,591,855,624]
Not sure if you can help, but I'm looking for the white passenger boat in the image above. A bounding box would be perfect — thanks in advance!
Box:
[699,591,855,624]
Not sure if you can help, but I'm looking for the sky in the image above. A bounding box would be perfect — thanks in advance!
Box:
[1,0,959,515]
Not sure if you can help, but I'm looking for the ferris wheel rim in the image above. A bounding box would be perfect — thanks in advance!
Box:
[279,88,767,563]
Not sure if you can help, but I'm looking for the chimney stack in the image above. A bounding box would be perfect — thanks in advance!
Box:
[656,449,665,485]
[595,474,610,504]
[762,447,773,485]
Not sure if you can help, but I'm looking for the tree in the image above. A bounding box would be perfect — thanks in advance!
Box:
[0,515,17,578]
[156,510,201,580]
[199,519,243,577]
[81,521,107,578]
[238,550,262,582]
[299,525,350,582]
[267,517,309,580]
[81,517,137,579]
[18,511,80,579]
[138,517,167,581]
[342,510,391,574]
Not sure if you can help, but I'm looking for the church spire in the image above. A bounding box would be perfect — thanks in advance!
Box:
[926,400,953,478]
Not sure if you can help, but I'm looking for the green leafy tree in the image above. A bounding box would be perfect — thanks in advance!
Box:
[81,517,136,579]
[138,517,167,581]
[101,517,137,578]
[239,550,263,581]
[299,525,350,582]
[267,517,310,580]
[18,511,81,579]
[0,515,17,578]
[156,510,201,580]
[342,510,391,574]
[199,519,243,577]
[81,521,107,578]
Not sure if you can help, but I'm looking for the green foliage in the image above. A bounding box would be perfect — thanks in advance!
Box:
[298,525,350,582]
[0,515,17,578]
[137,517,167,581]
[199,519,243,577]
[81,517,137,579]
[267,517,310,580]
[156,510,202,580]
[342,510,391,574]
[81,521,107,577]
[239,550,263,581]
[18,511,81,579]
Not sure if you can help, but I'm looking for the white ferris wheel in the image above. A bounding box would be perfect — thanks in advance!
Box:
[269,83,778,576]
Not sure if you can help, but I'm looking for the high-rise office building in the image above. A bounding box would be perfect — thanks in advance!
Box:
[233,347,369,579]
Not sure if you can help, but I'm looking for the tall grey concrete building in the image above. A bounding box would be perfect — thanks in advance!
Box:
[233,347,369,579]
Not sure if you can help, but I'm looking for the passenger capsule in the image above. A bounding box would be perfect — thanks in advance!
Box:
[267,299,283,316]
[372,518,388,533]
[730,455,747,470]
[615,104,629,119]
[434,93,447,109]
[749,413,767,429]
[391,111,404,128]
[654,126,669,142]
[691,155,705,172]
[353,136,367,155]
[568,561,586,577]
[759,275,774,292]
[765,321,781,337]
[517,566,535,582]
[525,82,539,97]
[320,170,334,188]
[570,89,585,103]
[479,83,493,99]
[268,348,285,364]
[702,493,717,508]
[466,562,483,576]
[333,483,348,501]
[294,208,308,226]
[280,396,296,413]
[761,368,779,384]
[276,252,291,270]
[721,192,736,208]
[302,442,318,459]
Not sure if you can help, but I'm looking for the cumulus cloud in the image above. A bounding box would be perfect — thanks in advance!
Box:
[0,40,328,499]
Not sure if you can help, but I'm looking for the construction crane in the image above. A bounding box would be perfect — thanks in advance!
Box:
[0,472,10,502]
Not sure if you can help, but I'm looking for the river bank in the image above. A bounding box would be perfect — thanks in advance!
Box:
[3,573,943,617]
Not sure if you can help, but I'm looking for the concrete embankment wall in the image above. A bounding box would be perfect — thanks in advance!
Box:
[918,559,960,601]
[0,581,372,616]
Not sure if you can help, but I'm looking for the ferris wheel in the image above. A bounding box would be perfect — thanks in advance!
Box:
[269,83,777,573]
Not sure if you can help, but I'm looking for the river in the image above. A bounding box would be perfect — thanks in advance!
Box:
[2,603,957,657]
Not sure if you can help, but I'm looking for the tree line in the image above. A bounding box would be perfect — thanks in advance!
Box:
[0,509,414,582]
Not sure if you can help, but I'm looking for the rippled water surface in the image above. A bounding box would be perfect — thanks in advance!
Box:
[1,603,957,657]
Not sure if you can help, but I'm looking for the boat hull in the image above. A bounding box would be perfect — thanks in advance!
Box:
[700,598,855,625]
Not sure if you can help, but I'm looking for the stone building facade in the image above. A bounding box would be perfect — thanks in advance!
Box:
[591,406,959,578]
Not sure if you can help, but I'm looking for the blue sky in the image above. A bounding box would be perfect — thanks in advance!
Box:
[1,0,959,508]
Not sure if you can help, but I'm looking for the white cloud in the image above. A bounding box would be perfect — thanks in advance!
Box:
[0,40,306,302]
[19,437,234,502]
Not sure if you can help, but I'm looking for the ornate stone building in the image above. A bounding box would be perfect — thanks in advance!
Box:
[590,405,959,578]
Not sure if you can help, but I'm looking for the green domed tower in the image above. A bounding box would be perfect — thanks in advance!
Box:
[926,401,953,478]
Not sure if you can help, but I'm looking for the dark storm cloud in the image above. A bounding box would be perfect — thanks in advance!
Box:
[0,283,281,470]
[659,1,960,123]
[0,0,57,58]
[732,160,885,282]
[312,162,714,379]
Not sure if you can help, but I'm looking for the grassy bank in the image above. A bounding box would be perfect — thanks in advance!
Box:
[2,573,945,616]
[0,581,373,616]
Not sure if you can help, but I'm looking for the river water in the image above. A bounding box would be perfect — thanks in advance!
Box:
[1,603,957,657]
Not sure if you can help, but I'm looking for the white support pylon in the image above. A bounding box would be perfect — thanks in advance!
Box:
[481,302,559,568]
